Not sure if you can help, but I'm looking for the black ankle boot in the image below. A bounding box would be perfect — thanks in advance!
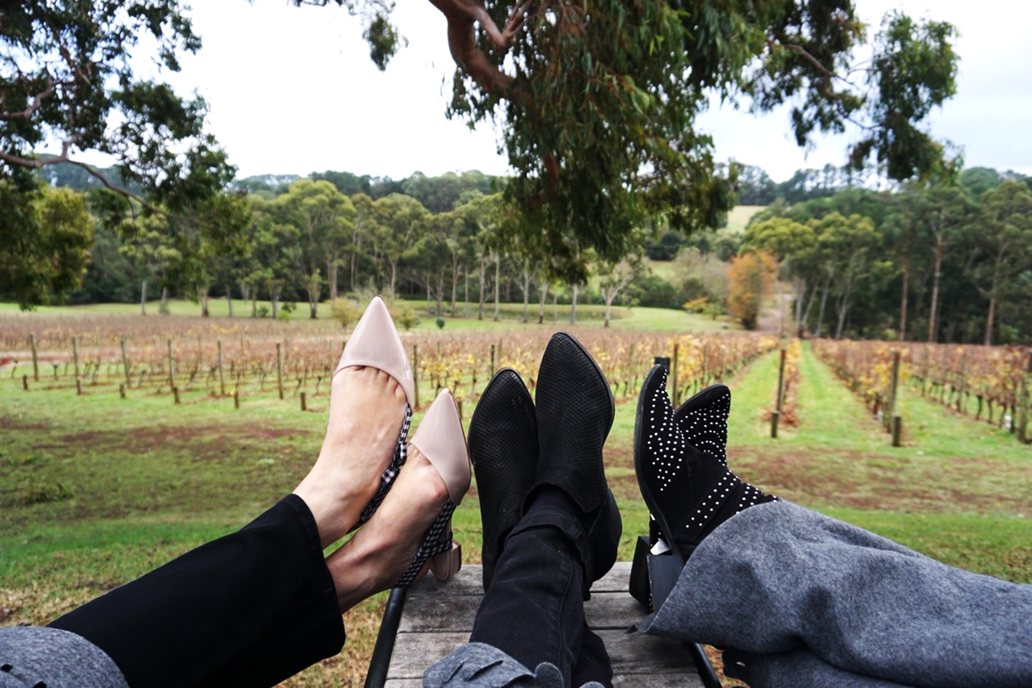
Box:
[634,365,775,564]
[468,369,539,592]
[673,384,731,466]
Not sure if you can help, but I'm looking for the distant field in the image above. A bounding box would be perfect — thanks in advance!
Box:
[725,204,766,234]
[0,298,739,333]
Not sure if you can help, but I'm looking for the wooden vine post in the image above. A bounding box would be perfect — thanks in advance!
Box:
[72,336,80,383]
[29,334,39,382]
[771,349,786,439]
[276,343,285,400]
[120,336,132,389]
[1017,350,1032,444]
[887,351,902,441]
[217,340,226,397]
[167,338,176,389]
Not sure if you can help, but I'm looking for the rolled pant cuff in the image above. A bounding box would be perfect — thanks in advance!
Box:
[424,643,605,688]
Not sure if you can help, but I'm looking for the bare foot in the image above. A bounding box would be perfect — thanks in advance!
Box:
[326,447,449,611]
[294,365,408,548]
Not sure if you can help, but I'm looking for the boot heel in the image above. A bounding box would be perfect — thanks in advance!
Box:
[431,541,462,581]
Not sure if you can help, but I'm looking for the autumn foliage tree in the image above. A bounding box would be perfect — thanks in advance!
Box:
[727,251,778,331]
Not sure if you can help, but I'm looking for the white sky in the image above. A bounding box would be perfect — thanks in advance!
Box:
[79,0,1032,183]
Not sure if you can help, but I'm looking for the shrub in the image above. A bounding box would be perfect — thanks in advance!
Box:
[435,317,446,329]
[397,305,419,331]
[330,298,364,331]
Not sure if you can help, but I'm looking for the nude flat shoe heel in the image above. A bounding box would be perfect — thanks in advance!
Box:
[335,296,415,528]
[395,388,471,587]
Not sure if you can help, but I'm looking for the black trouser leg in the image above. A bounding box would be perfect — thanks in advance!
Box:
[469,504,613,688]
[571,624,614,688]
[50,494,344,688]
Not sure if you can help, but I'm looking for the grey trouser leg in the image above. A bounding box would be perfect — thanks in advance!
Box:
[0,627,129,688]
[637,500,1032,688]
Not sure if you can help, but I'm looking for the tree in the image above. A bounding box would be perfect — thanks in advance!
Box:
[597,240,645,328]
[0,183,94,307]
[372,194,429,294]
[971,180,1032,345]
[120,214,182,315]
[815,212,884,339]
[280,180,355,317]
[744,217,815,337]
[306,0,958,263]
[727,251,777,331]
[0,2,233,209]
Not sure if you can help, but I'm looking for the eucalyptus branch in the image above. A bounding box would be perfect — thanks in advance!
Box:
[0,74,56,121]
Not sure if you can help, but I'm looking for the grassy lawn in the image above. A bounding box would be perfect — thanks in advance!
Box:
[2,333,1029,686]
[0,298,737,334]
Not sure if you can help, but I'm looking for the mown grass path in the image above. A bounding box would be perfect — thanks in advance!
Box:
[711,343,1032,583]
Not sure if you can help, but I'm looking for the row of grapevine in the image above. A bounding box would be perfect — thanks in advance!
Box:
[813,339,1032,444]
[3,316,778,412]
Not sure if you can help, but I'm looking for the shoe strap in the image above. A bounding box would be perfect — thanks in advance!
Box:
[395,499,457,587]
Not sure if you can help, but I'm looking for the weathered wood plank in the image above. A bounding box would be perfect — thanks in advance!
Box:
[385,563,699,686]
[409,562,634,597]
[400,591,648,633]
[388,630,695,680]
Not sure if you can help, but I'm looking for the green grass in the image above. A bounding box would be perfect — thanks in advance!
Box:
[725,205,766,235]
[1,298,736,334]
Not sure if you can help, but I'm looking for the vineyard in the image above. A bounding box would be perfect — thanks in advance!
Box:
[814,339,1032,444]
[1,315,779,413]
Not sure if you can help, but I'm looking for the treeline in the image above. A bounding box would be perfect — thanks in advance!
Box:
[740,172,1032,345]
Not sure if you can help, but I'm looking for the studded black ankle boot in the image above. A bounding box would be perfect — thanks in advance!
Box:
[634,365,775,564]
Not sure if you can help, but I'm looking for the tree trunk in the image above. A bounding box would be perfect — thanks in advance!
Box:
[776,276,785,338]
[201,287,210,318]
[898,256,909,341]
[436,272,444,317]
[985,296,997,346]
[553,289,558,322]
[390,261,398,295]
[521,270,531,323]
[538,282,549,324]
[227,291,233,318]
[815,278,830,338]
[272,290,280,319]
[140,278,147,316]
[464,267,470,318]
[477,256,486,320]
[928,234,943,342]
[251,288,258,318]
[307,277,319,319]
[794,278,807,337]
[450,259,460,316]
[835,301,849,340]
[603,288,613,328]
[327,258,338,301]
[160,286,169,315]
[493,254,501,321]
[569,283,579,324]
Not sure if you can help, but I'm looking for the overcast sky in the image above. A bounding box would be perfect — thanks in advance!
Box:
[93,0,1032,183]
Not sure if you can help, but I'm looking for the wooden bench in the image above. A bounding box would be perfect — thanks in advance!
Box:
[364,562,720,688]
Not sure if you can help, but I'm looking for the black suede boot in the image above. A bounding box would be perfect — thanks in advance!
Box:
[634,365,775,564]
[468,368,539,591]
[531,332,621,593]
